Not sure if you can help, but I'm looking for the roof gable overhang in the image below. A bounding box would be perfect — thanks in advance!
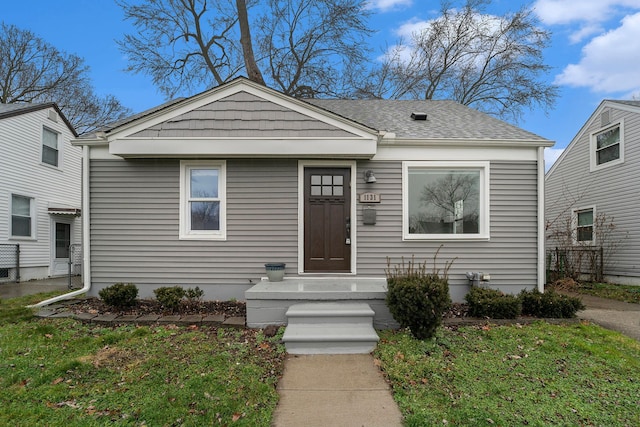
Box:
[82,78,379,159]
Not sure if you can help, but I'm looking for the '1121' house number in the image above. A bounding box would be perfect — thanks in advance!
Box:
[359,192,381,203]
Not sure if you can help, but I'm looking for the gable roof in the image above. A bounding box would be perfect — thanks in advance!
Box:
[546,99,640,178]
[306,99,548,142]
[0,102,77,136]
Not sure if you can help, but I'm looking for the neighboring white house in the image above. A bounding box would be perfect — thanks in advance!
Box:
[0,103,81,282]
[546,100,640,285]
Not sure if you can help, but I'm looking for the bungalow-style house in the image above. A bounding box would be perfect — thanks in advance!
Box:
[546,100,640,285]
[0,103,81,282]
[71,77,551,350]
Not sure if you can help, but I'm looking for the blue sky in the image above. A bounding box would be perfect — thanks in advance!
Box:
[4,0,640,169]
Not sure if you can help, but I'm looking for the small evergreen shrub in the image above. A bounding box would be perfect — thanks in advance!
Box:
[465,287,521,319]
[519,289,585,318]
[99,283,138,308]
[185,286,204,302]
[154,286,185,311]
[385,251,453,340]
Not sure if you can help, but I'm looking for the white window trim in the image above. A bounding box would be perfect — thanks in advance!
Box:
[179,160,227,240]
[590,119,624,172]
[41,126,61,169]
[402,161,490,241]
[10,193,36,240]
[572,205,596,246]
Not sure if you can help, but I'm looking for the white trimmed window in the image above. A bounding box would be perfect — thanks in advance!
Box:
[590,121,623,171]
[179,160,226,240]
[403,161,490,240]
[573,207,595,244]
[42,127,59,167]
[11,194,34,238]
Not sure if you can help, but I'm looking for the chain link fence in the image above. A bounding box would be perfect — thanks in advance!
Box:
[68,243,83,289]
[0,244,20,283]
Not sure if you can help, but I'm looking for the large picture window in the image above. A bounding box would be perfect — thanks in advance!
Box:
[11,194,33,238]
[591,121,623,171]
[180,161,226,240]
[403,162,489,240]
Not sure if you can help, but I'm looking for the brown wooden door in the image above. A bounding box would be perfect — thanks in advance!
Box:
[304,168,351,272]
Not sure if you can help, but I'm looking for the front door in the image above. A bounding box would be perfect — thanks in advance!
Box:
[304,168,351,272]
[51,220,72,276]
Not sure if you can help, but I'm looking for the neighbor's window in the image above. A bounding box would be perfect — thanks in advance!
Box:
[11,194,33,237]
[403,162,489,240]
[591,121,623,170]
[42,127,59,167]
[180,160,226,240]
[574,208,594,243]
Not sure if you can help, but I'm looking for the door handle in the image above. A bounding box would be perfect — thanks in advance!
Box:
[345,217,351,245]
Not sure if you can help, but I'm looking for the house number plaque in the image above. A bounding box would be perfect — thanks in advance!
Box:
[359,192,381,203]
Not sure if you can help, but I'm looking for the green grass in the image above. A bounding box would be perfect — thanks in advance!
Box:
[0,293,285,426]
[575,282,640,304]
[375,323,640,426]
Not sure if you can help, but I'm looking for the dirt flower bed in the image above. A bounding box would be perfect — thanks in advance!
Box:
[69,297,246,318]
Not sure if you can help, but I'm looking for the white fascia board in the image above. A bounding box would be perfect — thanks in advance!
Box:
[104,80,379,141]
[109,137,378,158]
[380,137,554,148]
[374,144,539,162]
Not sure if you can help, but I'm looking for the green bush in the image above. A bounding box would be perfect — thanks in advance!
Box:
[386,254,452,340]
[99,283,138,308]
[185,286,204,302]
[465,287,521,319]
[519,289,585,318]
[154,286,185,311]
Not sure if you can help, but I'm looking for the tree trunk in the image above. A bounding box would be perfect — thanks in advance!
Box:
[236,0,265,85]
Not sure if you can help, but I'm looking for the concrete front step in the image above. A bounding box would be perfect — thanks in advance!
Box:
[283,302,379,354]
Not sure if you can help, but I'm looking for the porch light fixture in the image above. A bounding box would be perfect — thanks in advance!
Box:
[363,170,377,183]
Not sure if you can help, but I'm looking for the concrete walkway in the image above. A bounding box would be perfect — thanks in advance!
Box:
[0,277,71,299]
[272,354,403,427]
[568,292,640,341]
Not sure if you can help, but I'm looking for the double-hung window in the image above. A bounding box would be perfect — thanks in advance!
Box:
[42,127,59,167]
[403,161,490,240]
[180,161,226,240]
[591,121,623,171]
[573,207,594,244]
[11,194,33,238]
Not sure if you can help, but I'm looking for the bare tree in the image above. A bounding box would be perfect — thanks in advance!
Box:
[0,23,131,134]
[357,0,558,122]
[117,0,372,99]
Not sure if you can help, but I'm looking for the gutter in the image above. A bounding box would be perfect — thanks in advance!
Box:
[30,145,92,307]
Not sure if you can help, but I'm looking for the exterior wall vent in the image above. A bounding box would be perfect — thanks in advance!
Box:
[600,110,610,127]
[411,112,427,121]
[48,109,59,123]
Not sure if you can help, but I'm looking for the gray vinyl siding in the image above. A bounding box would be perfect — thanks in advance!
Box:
[356,161,539,299]
[90,158,539,300]
[546,105,640,279]
[89,158,299,296]
[132,92,356,138]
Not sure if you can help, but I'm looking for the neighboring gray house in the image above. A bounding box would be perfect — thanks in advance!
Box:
[69,78,551,335]
[546,100,640,285]
[0,103,81,282]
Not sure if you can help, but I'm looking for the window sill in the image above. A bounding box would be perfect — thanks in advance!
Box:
[403,234,490,241]
[179,233,227,241]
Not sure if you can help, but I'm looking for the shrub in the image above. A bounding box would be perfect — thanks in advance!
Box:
[465,287,521,319]
[519,289,585,318]
[99,283,138,308]
[385,251,453,340]
[154,286,185,311]
[185,286,204,302]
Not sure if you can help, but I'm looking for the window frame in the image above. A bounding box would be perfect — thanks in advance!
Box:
[10,194,35,239]
[572,206,595,245]
[179,160,227,240]
[41,126,60,167]
[590,120,624,171]
[402,161,490,241]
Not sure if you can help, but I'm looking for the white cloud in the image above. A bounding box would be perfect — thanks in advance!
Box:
[545,147,564,170]
[555,12,640,94]
[395,18,431,38]
[366,0,413,12]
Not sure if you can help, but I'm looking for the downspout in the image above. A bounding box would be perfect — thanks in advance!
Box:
[31,145,92,307]
[537,146,545,293]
